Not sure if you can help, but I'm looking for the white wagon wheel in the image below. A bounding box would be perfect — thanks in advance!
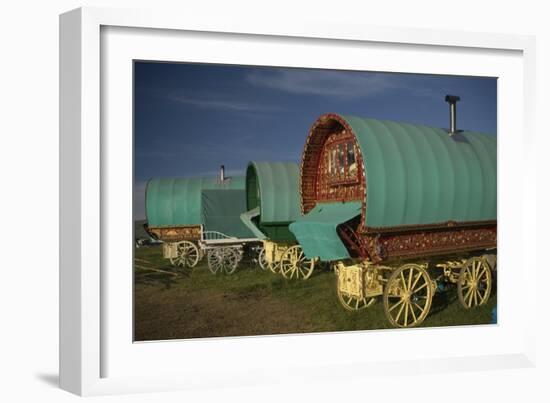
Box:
[257,247,268,271]
[457,257,492,309]
[169,241,200,268]
[207,247,240,275]
[383,264,433,328]
[206,249,220,274]
[280,245,315,280]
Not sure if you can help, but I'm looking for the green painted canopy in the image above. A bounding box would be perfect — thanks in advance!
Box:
[201,189,255,238]
[242,161,301,242]
[289,202,362,260]
[145,176,246,227]
[341,115,497,230]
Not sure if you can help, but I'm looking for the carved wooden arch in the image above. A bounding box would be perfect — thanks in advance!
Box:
[299,113,367,231]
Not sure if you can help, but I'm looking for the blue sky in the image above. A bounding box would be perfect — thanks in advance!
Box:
[134,62,497,219]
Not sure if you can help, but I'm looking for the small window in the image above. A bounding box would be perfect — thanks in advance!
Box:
[347,141,357,176]
[331,148,337,175]
[338,143,345,175]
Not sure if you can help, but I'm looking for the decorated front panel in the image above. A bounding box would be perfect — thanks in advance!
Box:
[315,129,364,203]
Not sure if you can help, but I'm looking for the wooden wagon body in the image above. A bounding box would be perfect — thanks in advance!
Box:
[289,112,497,327]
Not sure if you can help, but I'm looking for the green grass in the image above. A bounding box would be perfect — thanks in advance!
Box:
[134,246,497,341]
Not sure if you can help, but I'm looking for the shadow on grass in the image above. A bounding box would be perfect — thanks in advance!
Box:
[428,278,498,321]
[429,284,457,316]
[134,265,189,289]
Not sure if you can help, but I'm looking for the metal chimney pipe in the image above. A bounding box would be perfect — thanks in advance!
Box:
[445,95,461,136]
[220,165,225,182]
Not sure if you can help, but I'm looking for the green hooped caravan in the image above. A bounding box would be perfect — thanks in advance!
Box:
[145,168,259,274]
[240,161,318,279]
[289,103,497,327]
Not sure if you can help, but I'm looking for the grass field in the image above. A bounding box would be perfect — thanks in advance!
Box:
[134,245,497,341]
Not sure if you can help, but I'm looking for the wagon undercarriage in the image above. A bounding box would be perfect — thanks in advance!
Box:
[334,251,496,328]
[260,240,316,279]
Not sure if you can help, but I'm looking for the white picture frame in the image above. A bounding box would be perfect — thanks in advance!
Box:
[60,6,537,396]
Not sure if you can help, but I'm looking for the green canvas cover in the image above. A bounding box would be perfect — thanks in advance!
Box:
[201,189,255,238]
[340,115,497,229]
[289,201,362,260]
[246,162,301,223]
[242,161,301,242]
[145,176,245,227]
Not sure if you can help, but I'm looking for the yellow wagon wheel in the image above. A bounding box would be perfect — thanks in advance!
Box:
[383,264,433,328]
[280,245,315,280]
[457,257,492,309]
[267,260,280,274]
[169,241,200,268]
[337,288,376,311]
[334,264,376,311]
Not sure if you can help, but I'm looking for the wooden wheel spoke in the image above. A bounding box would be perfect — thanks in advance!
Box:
[400,272,407,291]
[388,299,404,312]
[412,281,428,294]
[468,286,475,307]
[465,267,474,281]
[463,287,474,302]
[409,302,418,323]
[476,289,483,302]
[410,272,422,292]
[395,301,406,323]
[477,261,484,281]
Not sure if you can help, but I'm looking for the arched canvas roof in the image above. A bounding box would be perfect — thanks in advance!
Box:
[246,161,301,224]
[292,113,496,261]
[301,113,497,231]
[240,162,301,242]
